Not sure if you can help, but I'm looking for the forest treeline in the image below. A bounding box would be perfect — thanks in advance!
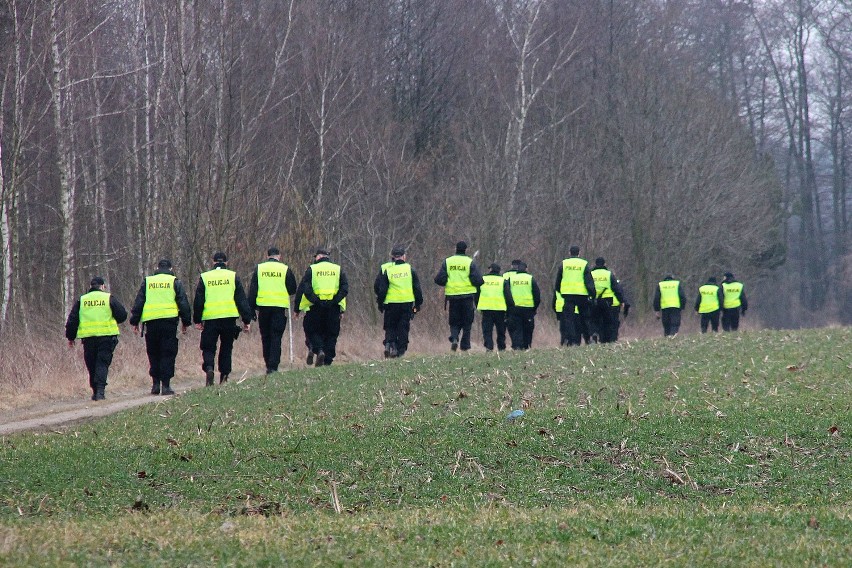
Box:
[1,0,849,332]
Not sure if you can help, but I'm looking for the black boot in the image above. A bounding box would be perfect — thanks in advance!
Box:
[219,373,228,384]
[315,351,325,367]
[205,367,214,387]
[94,388,105,401]
[151,381,161,395]
[161,379,175,396]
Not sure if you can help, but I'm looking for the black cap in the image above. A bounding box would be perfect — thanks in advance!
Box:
[724,272,734,279]
[267,246,280,256]
[595,257,605,267]
[90,276,105,287]
[391,245,406,257]
[212,251,227,262]
[664,273,675,280]
[316,247,330,256]
[708,276,717,283]
[489,263,501,273]
[456,240,467,253]
[516,260,528,272]
[511,259,521,268]
[157,259,172,270]
[569,245,580,256]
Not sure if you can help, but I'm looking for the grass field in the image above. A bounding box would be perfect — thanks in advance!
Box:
[1,328,850,566]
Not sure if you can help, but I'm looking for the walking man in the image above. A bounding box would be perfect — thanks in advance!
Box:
[721,272,748,332]
[476,263,507,352]
[299,248,348,366]
[503,260,541,350]
[375,246,423,358]
[65,277,127,400]
[193,252,253,385]
[434,241,484,352]
[129,259,192,395]
[653,274,686,337]
[249,247,298,374]
[554,245,595,346]
[695,276,724,333]
[589,257,627,343]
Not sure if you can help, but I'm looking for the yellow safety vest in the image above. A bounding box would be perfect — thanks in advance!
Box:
[311,262,341,300]
[591,268,614,300]
[300,295,346,313]
[659,280,681,309]
[384,263,415,303]
[477,274,507,311]
[560,258,588,295]
[444,255,476,296]
[200,269,239,320]
[698,284,721,313]
[509,272,534,308]
[140,274,178,323]
[554,290,564,313]
[256,260,290,308]
[722,282,743,309]
[380,261,393,274]
[77,291,120,338]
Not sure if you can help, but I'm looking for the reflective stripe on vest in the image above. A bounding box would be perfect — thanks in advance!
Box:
[385,263,415,303]
[140,274,178,322]
[200,269,239,320]
[311,263,341,300]
[256,261,290,308]
[698,284,720,313]
[591,268,614,300]
[509,273,534,308]
[722,282,743,309]
[77,291,120,338]
[444,255,476,296]
[560,258,588,294]
[477,274,506,311]
[659,280,681,309]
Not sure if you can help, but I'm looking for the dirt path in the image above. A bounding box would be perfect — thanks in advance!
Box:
[0,384,210,436]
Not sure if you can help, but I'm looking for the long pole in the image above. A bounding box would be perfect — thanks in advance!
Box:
[288,300,294,364]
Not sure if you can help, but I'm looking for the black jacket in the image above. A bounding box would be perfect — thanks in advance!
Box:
[375,260,424,308]
[298,258,349,306]
[248,258,298,311]
[553,257,596,298]
[192,263,253,324]
[65,287,128,340]
[433,255,484,299]
[129,269,192,326]
[503,270,541,311]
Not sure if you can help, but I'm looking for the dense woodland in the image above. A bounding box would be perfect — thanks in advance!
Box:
[0,0,850,334]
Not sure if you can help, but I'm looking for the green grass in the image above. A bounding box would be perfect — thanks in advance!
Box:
[1,329,850,566]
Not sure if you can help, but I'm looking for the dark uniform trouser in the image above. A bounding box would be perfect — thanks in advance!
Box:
[447,297,475,350]
[560,294,590,346]
[557,311,568,344]
[507,307,535,350]
[721,308,740,332]
[200,318,238,375]
[610,306,622,341]
[82,336,118,395]
[700,311,720,333]
[304,303,341,364]
[383,303,412,355]
[661,308,682,336]
[144,318,179,386]
[258,307,287,371]
[591,299,619,343]
[480,310,507,351]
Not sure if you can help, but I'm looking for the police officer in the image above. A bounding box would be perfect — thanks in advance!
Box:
[249,247,298,374]
[476,263,507,352]
[434,241,484,352]
[192,252,253,385]
[589,257,628,343]
[554,245,595,346]
[695,276,724,333]
[375,245,423,358]
[653,274,686,337]
[299,248,348,366]
[503,260,541,350]
[721,272,748,332]
[65,277,127,400]
[294,281,347,365]
[129,259,192,395]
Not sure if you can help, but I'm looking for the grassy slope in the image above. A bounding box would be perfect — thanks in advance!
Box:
[1,329,850,566]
